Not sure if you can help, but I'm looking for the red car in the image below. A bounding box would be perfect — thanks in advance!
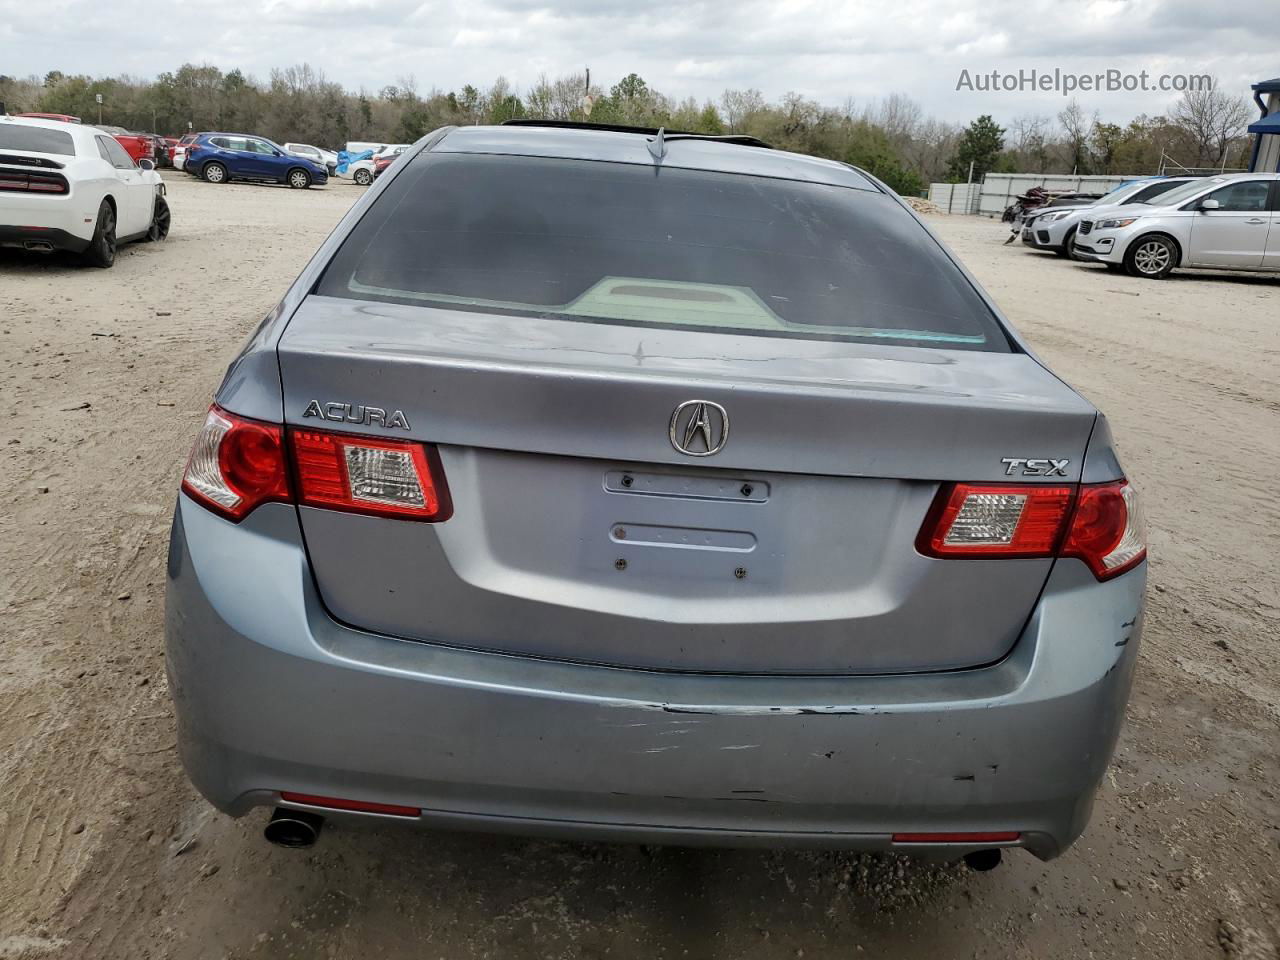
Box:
[14,112,82,124]
[97,126,155,165]
[372,154,396,179]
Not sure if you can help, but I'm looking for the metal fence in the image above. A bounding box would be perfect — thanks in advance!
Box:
[927,182,980,214]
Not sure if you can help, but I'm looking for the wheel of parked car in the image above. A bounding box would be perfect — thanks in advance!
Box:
[354,168,372,186]
[287,168,312,190]
[202,162,228,184]
[1124,235,1177,279]
[145,195,171,242]
[81,200,116,269]
[1056,227,1077,257]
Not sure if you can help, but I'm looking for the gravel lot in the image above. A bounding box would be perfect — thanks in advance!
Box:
[1,174,1277,960]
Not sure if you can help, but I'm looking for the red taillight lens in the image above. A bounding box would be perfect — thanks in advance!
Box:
[181,406,289,521]
[917,483,1074,558]
[918,479,1146,580]
[290,429,451,522]
[1062,480,1146,579]
[181,407,452,524]
[279,792,420,817]
[893,831,1020,844]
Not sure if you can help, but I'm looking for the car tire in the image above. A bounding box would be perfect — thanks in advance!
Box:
[1124,234,1177,279]
[354,168,372,186]
[80,200,116,269]
[287,168,312,190]
[202,162,228,184]
[145,195,171,242]
[1055,227,1077,257]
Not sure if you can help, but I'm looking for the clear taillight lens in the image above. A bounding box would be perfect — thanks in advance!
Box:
[181,407,289,521]
[918,480,1146,580]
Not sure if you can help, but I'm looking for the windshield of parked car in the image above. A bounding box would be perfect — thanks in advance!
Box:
[317,152,1010,351]
[0,124,76,156]
[1147,178,1223,207]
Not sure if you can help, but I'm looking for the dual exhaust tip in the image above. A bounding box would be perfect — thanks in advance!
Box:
[263,805,1005,869]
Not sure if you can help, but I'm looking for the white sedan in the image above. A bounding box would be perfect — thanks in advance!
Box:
[0,115,170,267]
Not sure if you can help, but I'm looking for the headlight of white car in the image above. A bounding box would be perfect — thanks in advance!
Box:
[1038,210,1074,222]
[1096,217,1140,230]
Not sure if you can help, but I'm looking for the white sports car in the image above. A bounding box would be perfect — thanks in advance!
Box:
[0,115,170,267]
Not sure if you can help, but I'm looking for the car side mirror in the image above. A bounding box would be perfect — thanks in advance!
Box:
[138,159,155,171]
[1199,198,1220,211]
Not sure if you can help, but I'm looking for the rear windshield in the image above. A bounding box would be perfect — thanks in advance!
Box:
[316,152,1009,351]
[0,125,76,156]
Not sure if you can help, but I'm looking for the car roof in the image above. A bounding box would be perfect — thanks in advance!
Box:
[432,124,881,191]
[0,114,112,149]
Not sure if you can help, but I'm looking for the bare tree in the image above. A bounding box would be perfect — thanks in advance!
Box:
[1058,99,1096,174]
[1170,87,1253,167]
[720,88,764,132]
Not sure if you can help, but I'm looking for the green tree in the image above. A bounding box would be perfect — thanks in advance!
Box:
[945,114,1005,182]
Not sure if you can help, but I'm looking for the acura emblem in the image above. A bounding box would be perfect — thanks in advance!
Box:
[670,400,729,456]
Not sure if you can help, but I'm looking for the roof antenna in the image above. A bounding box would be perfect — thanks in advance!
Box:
[647,126,666,161]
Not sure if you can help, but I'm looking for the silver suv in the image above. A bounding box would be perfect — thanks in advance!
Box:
[166,121,1147,867]
[1072,173,1280,278]
[1020,177,1196,256]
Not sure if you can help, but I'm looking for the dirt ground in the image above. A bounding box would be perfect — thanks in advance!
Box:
[1,175,1277,960]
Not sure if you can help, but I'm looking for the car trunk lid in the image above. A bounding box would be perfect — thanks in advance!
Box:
[273,297,1097,675]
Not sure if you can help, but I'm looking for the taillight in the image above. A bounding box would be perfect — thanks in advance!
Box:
[0,170,69,194]
[291,429,451,521]
[1061,480,1146,579]
[181,405,452,524]
[181,407,290,521]
[918,480,1145,580]
[917,484,1074,558]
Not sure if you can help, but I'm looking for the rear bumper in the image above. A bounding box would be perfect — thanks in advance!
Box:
[0,194,95,250]
[166,499,1145,859]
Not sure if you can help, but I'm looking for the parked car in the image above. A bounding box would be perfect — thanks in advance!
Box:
[372,153,396,178]
[184,133,328,188]
[344,144,409,185]
[96,125,155,165]
[0,115,170,267]
[1021,177,1197,256]
[283,142,338,176]
[1072,173,1280,278]
[168,121,1147,867]
[172,132,200,171]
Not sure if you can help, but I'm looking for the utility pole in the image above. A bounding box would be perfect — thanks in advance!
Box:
[95,93,103,125]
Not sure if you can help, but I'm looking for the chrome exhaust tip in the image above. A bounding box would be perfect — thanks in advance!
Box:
[23,240,54,253]
[264,807,324,848]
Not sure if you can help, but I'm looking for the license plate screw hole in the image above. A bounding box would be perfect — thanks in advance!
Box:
[621,475,634,488]
[734,567,747,579]
[740,484,753,497]
[615,558,628,571]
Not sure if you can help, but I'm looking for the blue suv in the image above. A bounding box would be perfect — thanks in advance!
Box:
[185,133,328,189]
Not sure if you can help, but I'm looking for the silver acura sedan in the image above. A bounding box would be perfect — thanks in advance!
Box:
[1072,173,1280,278]
[166,122,1147,869]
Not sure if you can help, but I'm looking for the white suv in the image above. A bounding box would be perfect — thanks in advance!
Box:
[1071,173,1280,279]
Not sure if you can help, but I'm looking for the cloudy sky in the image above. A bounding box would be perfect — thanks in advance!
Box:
[2,0,1272,122]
